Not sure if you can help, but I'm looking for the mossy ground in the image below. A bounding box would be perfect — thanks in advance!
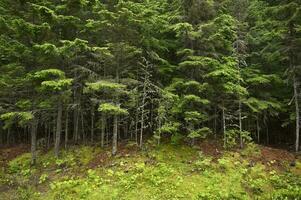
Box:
[0,141,301,200]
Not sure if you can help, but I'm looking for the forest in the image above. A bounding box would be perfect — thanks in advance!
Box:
[0,0,301,199]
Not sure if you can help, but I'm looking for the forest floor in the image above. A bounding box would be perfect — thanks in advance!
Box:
[0,139,301,200]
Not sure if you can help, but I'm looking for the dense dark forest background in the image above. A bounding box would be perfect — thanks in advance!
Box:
[0,0,300,163]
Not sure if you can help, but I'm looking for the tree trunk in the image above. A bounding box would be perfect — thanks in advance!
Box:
[140,78,147,148]
[158,118,161,146]
[256,116,260,143]
[91,108,94,143]
[140,109,144,149]
[55,100,63,158]
[101,114,105,148]
[81,111,85,144]
[112,115,118,156]
[73,89,81,143]
[135,110,138,144]
[214,106,217,138]
[294,75,300,152]
[239,100,243,148]
[47,125,50,149]
[7,128,10,146]
[266,126,269,145]
[73,108,79,142]
[65,110,69,149]
[0,127,3,146]
[222,106,226,147]
[31,119,38,165]
[53,120,56,144]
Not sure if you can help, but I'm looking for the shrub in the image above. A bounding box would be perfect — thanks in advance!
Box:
[16,186,40,200]
[241,142,261,157]
[8,153,32,174]
[271,187,301,200]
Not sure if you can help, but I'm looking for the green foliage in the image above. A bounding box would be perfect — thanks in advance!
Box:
[244,164,268,194]
[181,95,210,107]
[32,69,73,92]
[271,188,301,200]
[40,79,73,92]
[32,69,65,80]
[170,133,184,145]
[184,111,207,123]
[1,0,301,198]
[39,173,48,184]
[98,103,128,116]
[244,97,282,114]
[39,146,99,169]
[1,144,301,199]
[268,173,301,199]
[187,127,212,139]
[8,153,32,174]
[241,143,261,157]
[16,100,32,110]
[16,186,40,200]
[224,129,238,148]
[193,152,212,172]
[84,81,126,93]
[224,129,251,148]
[157,122,180,135]
[0,112,33,129]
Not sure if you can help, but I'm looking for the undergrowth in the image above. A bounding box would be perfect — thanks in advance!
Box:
[0,144,301,200]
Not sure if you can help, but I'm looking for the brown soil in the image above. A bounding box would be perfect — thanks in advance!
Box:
[251,145,296,171]
[198,138,297,171]
[88,142,139,168]
[260,146,295,163]
[0,144,29,167]
[198,139,223,159]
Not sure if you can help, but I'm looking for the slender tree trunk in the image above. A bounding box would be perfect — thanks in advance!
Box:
[0,127,3,146]
[266,126,269,145]
[101,115,105,148]
[65,110,69,149]
[222,105,226,147]
[55,100,63,158]
[256,116,260,143]
[106,126,109,146]
[124,122,129,139]
[239,100,243,148]
[73,89,81,143]
[158,118,161,146]
[214,106,217,138]
[7,128,10,146]
[294,75,300,152]
[91,108,94,143]
[47,125,50,149]
[81,111,86,144]
[73,108,79,142]
[112,115,118,156]
[130,121,133,140]
[44,124,47,147]
[135,110,138,144]
[53,120,56,144]
[140,78,147,148]
[31,119,38,165]
[140,110,144,149]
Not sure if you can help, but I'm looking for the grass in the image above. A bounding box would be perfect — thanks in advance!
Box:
[0,142,301,200]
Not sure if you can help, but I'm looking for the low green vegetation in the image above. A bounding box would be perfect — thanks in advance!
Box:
[1,143,300,200]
